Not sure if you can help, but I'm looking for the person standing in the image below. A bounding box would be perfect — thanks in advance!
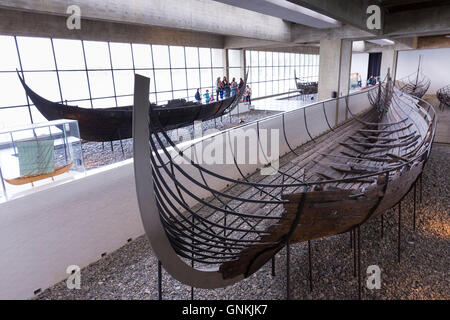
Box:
[195,88,201,103]
[216,77,223,101]
[203,90,211,103]
[245,85,252,105]
[238,78,245,93]
[231,78,238,96]
[223,76,230,98]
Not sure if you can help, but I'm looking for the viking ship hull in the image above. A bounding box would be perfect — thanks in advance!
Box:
[18,72,243,142]
[133,71,436,288]
[294,70,318,94]
[4,161,73,186]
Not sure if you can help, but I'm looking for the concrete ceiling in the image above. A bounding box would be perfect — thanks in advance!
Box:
[213,0,341,29]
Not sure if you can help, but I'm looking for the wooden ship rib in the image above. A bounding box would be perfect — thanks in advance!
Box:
[436,84,450,111]
[132,70,436,288]
[17,71,246,142]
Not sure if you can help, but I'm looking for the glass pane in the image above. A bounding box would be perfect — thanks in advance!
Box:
[251,51,258,67]
[113,70,135,96]
[229,67,240,83]
[0,36,20,71]
[259,52,265,67]
[186,70,200,89]
[110,42,133,69]
[171,69,187,90]
[92,98,116,109]
[53,39,85,70]
[83,41,110,69]
[259,67,265,83]
[273,66,279,81]
[212,49,224,68]
[185,47,199,68]
[259,82,266,97]
[212,68,225,85]
[169,46,186,69]
[59,71,90,102]
[229,49,241,68]
[24,72,60,101]
[17,37,55,71]
[0,73,28,108]
[266,81,273,96]
[157,91,173,104]
[152,45,170,69]
[266,67,273,81]
[117,96,133,107]
[0,107,31,128]
[199,48,212,68]
[173,90,188,100]
[132,44,153,69]
[200,68,212,88]
[154,69,172,92]
[273,53,279,67]
[266,52,273,67]
[251,67,258,84]
[88,71,114,98]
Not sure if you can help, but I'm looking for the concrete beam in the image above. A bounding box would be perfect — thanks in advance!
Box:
[292,24,374,44]
[416,35,450,50]
[0,8,225,48]
[384,5,450,37]
[213,0,341,29]
[0,0,292,42]
[288,0,381,35]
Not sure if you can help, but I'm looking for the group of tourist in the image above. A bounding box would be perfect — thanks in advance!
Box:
[194,76,252,105]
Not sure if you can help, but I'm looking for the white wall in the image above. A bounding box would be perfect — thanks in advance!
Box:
[351,53,369,85]
[396,48,450,94]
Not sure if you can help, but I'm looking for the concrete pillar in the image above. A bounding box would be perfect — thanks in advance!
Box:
[318,39,352,101]
[380,46,398,81]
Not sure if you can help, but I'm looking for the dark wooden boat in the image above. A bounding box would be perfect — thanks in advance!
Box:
[133,71,436,289]
[294,70,318,95]
[18,71,244,142]
[436,85,450,111]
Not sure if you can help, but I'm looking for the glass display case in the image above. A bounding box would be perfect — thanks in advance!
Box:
[0,120,85,201]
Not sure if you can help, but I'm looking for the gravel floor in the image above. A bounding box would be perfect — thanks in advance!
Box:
[37,143,449,300]
[80,109,281,170]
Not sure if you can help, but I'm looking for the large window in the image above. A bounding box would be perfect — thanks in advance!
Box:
[245,50,319,99]
[0,35,226,128]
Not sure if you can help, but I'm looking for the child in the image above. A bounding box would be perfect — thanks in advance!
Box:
[203,90,211,103]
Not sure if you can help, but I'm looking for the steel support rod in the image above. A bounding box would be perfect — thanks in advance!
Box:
[286,242,290,300]
[353,229,357,277]
[413,182,417,231]
[357,226,361,300]
[308,240,313,292]
[398,201,402,263]
[158,261,162,300]
[271,256,276,277]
